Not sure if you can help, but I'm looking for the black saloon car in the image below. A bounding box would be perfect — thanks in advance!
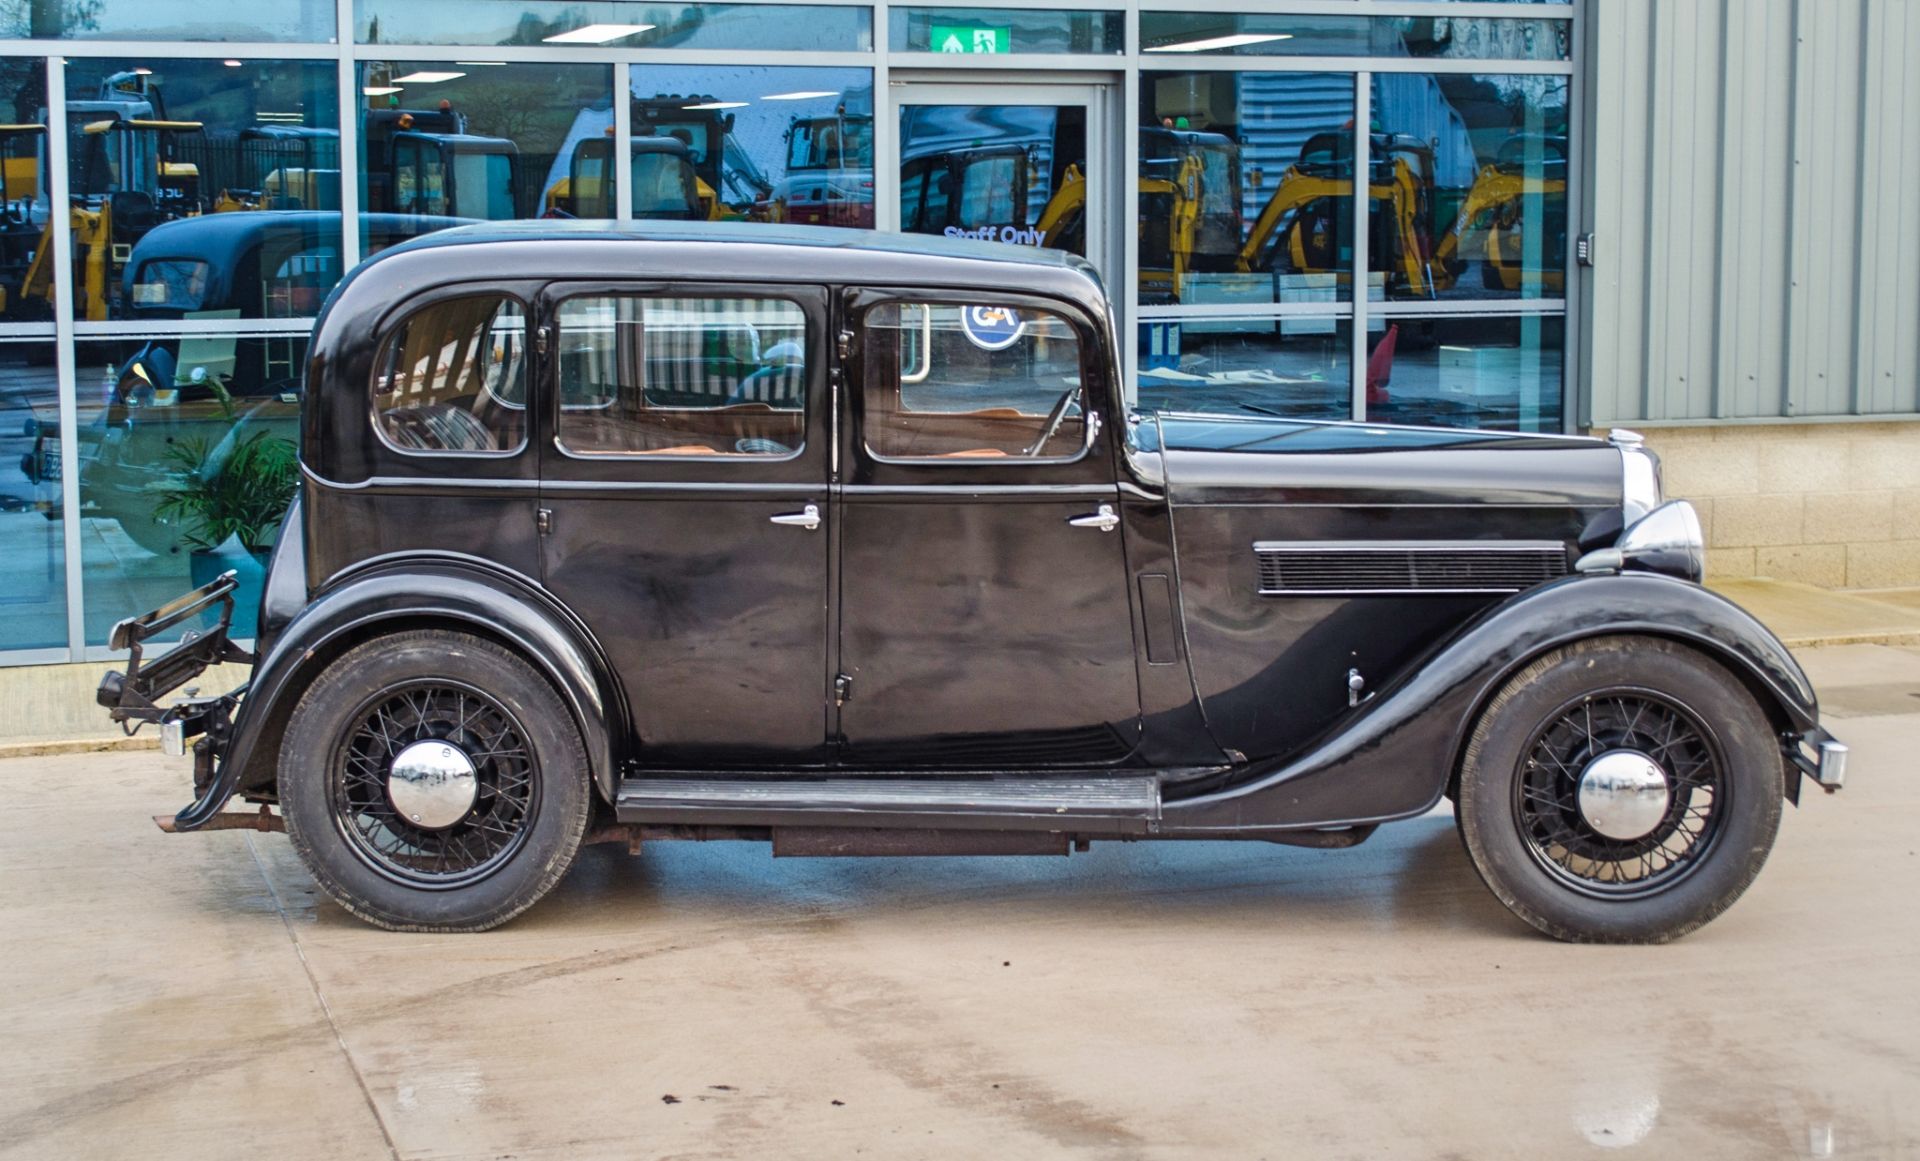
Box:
[100,221,1846,940]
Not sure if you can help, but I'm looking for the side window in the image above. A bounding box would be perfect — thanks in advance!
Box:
[862,301,1085,462]
[555,295,807,458]
[373,295,527,455]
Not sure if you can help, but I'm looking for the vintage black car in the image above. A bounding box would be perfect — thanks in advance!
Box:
[99,221,1846,941]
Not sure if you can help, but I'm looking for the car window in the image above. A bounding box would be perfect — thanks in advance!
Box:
[130,259,210,310]
[862,301,1084,462]
[372,294,527,455]
[554,295,807,458]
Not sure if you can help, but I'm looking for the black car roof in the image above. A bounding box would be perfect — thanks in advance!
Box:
[380,218,1096,275]
[323,220,1110,330]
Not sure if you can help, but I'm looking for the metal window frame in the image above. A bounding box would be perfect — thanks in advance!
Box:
[0,0,1581,668]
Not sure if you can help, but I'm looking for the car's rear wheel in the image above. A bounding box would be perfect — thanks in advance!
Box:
[279,629,591,932]
[1455,635,1784,943]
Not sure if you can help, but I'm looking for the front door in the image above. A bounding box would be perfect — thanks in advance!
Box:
[538,282,833,767]
[834,289,1141,766]
[889,81,1113,280]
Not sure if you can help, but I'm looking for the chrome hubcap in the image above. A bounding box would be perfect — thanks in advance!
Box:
[1575,750,1672,841]
[386,740,479,830]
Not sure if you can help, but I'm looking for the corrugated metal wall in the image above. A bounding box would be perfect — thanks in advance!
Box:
[1584,0,1920,424]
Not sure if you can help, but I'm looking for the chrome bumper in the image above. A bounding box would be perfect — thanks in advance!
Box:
[1790,729,1847,792]
[1812,738,1848,789]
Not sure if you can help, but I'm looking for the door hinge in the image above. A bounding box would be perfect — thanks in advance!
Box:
[535,325,551,356]
[836,329,854,362]
[536,506,553,535]
[834,673,853,707]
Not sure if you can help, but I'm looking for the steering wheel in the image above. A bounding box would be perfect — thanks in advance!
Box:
[1023,390,1078,457]
[735,437,792,456]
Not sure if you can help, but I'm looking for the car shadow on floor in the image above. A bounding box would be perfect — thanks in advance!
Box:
[434,809,1532,943]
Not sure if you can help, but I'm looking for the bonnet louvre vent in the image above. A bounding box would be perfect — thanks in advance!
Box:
[1254,541,1569,596]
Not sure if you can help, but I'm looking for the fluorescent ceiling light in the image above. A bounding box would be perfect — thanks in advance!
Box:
[454,61,508,66]
[133,67,153,75]
[762,90,837,101]
[685,101,748,110]
[362,86,403,96]
[222,59,243,67]
[1145,32,1293,52]
[393,70,466,83]
[542,22,653,44]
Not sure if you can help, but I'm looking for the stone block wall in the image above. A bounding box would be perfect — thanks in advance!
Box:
[1611,422,1920,588]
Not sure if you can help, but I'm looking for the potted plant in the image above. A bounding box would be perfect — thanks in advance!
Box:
[150,402,299,639]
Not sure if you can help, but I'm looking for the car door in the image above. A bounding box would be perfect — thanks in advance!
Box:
[537,282,832,767]
[835,290,1142,767]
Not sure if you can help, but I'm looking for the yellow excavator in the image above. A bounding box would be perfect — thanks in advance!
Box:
[1430,133,1567,294]
[1039,127,1235,302]
[15,113,205,321]
[1236,131,1437,296]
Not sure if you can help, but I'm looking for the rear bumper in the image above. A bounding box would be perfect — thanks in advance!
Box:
[98,573,255,830]
[1789,727,1848,792]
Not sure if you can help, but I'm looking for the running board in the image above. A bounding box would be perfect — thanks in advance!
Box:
[613,777,1161,834]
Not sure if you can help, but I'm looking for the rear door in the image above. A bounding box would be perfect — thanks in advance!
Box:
[834,290,1142,767]
[537,281,832,767]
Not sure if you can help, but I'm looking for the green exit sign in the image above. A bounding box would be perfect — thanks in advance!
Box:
[931,24,1011,53]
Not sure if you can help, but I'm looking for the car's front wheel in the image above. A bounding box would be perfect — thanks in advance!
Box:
[1456,635,1785,944]
[279,629,592,932]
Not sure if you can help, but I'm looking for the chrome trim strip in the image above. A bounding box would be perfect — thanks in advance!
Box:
[1253,539,1567,553]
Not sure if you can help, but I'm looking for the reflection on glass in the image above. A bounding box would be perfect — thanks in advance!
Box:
[358,0,871,52]
[0,58,52,324]
[1364,314,1562,431]
[1372,73,1569,300]
[58,60,339,322]
[357,61,613,246]
[890,8,1122,54]
[1140,13,1570,59]
[75,335,305,643]
[899,104,1086,256]
[1137,317,1351,420]
[555,296,807,457]
[1140,72,1355,306]
[630,66,874,228]
[865,302,1085,460]
[0,341,66,650]
[3,0,334,41]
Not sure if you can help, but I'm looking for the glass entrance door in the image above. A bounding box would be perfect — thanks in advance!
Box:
[889,81,1112,280]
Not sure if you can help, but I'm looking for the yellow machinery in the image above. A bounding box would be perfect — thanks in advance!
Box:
[0,123,46,317]
[19,115,205,320]
[1236,132,1436,296]
[1430,134,1568,294]
[542,133,715,221]
[1032,128,1227,301]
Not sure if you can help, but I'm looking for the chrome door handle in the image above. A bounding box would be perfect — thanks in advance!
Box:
[770,503,822,531]
[1067,503,1120,532]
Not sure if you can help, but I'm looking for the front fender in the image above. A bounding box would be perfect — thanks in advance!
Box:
[1158,572,1819,835]
[172,558,622,831]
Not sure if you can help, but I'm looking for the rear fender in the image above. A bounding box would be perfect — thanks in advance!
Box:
[173,559,622,831]
[1158,572,1818,835]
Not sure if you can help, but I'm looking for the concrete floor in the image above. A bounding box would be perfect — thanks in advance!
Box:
[2,644,1917,1160]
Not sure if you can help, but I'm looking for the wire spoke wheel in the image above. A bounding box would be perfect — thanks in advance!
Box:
[330,680,539,888]
[1512,689,1727,900]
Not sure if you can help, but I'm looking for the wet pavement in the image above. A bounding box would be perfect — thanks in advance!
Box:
[2,643,1917,1160]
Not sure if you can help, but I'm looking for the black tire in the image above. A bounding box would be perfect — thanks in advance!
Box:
[1456,635,1784,944]
[280,629,592,932]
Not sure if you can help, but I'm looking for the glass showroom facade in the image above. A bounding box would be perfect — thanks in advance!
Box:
[0,0,1573,663]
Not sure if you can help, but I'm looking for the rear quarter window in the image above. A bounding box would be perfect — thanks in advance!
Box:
[372,294,528,455]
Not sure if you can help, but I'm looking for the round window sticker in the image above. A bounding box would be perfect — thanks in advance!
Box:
[961,305,1026,351]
